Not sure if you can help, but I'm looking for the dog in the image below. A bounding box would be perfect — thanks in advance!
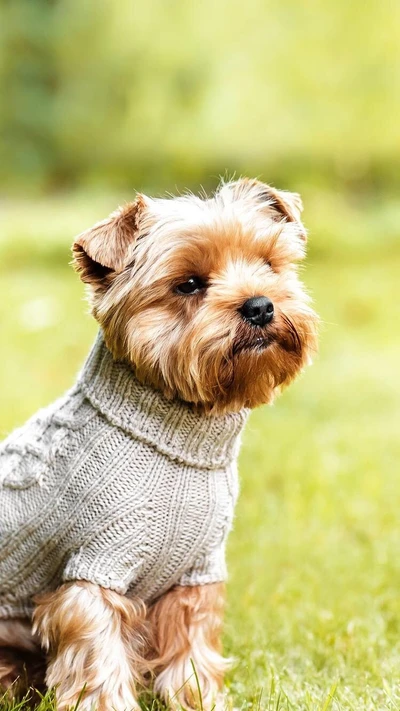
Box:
[0,178,318,710]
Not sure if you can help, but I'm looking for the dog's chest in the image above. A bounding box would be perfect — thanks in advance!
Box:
[0,389,240,609]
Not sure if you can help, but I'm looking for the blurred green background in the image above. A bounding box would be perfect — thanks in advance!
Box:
[2,0,400,195]
[1,1,400,709]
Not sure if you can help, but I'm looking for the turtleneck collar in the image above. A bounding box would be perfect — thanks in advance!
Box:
[77,331,248,470]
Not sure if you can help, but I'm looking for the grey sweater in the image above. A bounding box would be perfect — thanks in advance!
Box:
[0,333,247,619]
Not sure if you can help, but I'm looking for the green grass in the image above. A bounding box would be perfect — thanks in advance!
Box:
[0,189,400,710]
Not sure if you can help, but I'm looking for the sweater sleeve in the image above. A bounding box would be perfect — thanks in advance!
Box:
[176,541,227,587]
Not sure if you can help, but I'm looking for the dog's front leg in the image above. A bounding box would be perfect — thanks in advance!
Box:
[148,583,229,710]
[33,581,147,711]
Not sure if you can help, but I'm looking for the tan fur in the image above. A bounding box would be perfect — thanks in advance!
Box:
[33,582,148,710]
[73,196,146,283]
[73,178,318,413]
[3,178,318,709]
[0,647,46,699]
[0,619,37,652]
[148,584,228,709]
[218,179,306,236]
[0,648,22,693]
[0,620,44,695]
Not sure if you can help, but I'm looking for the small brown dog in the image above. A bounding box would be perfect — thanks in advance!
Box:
[0,178,318,710]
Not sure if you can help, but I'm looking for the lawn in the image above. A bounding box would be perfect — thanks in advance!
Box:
[0,188,400,710]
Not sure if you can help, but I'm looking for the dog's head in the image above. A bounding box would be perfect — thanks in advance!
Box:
[73,179,318,413]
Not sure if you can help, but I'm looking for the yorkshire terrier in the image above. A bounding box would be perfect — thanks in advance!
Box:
[0,179,318,710]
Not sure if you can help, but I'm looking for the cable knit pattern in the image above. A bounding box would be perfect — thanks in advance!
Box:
[0,332,248,619]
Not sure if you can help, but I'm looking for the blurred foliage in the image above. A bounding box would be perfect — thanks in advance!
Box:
[1,0,400,196]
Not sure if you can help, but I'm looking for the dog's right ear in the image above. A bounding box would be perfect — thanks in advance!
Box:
[72,195,146,285]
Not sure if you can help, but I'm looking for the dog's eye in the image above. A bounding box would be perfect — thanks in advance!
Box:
[175,277,206,295]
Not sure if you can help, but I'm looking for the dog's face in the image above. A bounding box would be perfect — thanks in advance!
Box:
[73,179,318,413]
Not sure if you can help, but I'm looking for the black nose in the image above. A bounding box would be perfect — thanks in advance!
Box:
[240,296,274,327]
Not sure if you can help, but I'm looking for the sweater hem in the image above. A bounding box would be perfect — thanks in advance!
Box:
[176,572,227,587]
[62,571,129,596]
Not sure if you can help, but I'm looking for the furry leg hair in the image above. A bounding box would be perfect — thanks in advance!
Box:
[148,583,229,710]
[1,582,227,710]
[0,619,45,695]
[33,582,148,711]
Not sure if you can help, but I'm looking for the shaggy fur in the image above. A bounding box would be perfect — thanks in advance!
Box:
[74,178,317,412]
[148,583,228,709]
[0,178,318,709]
[33,583,148,711]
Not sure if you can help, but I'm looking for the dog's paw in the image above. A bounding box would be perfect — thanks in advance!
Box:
[155,666,223,711]
[57,685,140,711]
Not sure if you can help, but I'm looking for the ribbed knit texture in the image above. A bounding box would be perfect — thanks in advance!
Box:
[0,332,247,619]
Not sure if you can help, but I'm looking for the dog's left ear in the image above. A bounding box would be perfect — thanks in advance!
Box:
[261,185,304,229]
[73,195,146,284]
[220,179,307,241]
[251,181,307,241]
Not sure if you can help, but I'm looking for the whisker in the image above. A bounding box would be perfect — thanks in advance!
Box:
[281,313,302,351]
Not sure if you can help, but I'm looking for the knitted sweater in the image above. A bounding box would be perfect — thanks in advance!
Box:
[0,333,247,619]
